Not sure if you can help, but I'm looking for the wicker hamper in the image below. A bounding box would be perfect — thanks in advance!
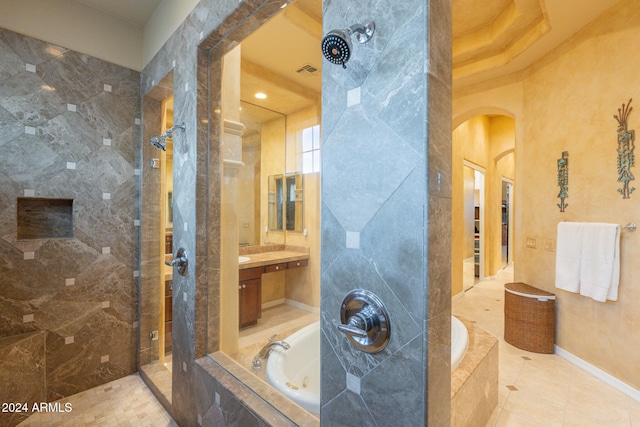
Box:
[504,282,556,354]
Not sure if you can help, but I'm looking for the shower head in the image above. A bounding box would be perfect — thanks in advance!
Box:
[150,135,166,151]
[149,121,186,151]
[322,30,352,69]
[321,19,375,69]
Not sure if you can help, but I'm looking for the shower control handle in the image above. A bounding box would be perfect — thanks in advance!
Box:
[337,312,373,338]
[165,247,188,276]
[336,323,368,338]
[337,289,391,353]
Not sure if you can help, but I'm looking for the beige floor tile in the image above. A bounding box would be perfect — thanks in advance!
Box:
[514,368,571,407]
[629,397,640,426]
[503,388,566,426]
[17,374,177,427]
[563,407,631,427]
[494,407,553,427]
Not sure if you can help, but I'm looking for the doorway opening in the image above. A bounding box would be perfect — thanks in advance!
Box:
[453,114,516,296]
[140,71,175,404]
[463,162,485,291]
[501,178,513,269]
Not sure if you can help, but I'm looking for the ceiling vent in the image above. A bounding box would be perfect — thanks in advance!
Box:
[295,63,320,76]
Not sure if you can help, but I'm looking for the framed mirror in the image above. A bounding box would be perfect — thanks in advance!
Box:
[285,173,304,231]
[268,174,284,231]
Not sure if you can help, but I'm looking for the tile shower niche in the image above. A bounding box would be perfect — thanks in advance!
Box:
[17,197,74,240]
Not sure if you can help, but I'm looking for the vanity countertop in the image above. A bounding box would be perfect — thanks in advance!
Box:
[239,250,309,270]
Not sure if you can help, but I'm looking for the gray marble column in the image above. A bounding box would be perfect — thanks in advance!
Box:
[320,0,452,425]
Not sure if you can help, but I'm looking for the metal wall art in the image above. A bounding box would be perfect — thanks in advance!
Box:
[557,151,569,212]
[614,99,636,199]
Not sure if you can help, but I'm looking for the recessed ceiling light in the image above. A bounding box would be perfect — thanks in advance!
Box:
[255,92,267,99]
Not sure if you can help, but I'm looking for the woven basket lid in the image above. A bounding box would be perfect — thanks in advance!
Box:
[505,282,555,299]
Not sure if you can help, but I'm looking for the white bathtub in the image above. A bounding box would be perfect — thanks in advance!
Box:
[266,321,321,415]
[451,315,469,372]
[265,316,469,414]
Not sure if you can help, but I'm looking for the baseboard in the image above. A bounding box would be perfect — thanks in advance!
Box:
[285,298,320,313]
[452,291,465,302]
[555,345,640,403]
[261,298,320,313]
[262,298,286,310]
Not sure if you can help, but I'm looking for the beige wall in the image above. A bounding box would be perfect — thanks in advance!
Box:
[453,0,640,390]
[0,0,198,71]
[142,0,199,67]
[519,0,640,389]
[0,0,142,70]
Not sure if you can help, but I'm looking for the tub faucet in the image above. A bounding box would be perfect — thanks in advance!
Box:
[252,335,290,370]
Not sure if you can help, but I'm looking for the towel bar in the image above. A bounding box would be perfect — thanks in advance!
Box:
[618,222,636,232]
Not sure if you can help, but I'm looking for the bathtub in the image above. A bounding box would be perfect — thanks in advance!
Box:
[266,316,469,414]
[266,321,321,414]
[451,315,469,371]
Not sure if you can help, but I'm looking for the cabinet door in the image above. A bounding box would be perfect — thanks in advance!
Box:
[239,278,261,328]
[165,280,172,353]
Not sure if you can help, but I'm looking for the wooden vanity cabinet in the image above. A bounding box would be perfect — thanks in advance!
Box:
[238,257,309,329]
[239,267,263,328]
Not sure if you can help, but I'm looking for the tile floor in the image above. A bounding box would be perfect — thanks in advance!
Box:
[17,374,177,427]
[453,264,640,426]
[17,266,640,426]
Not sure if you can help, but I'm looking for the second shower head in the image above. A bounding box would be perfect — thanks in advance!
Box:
[149,122,186,152]
[150,135,166,151]
[321,19,375,69]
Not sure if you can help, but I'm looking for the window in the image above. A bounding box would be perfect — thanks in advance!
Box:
[297,124,321,174]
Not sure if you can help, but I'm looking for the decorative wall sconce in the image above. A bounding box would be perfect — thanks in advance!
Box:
[614,99,635,199]
[557,151,569,212]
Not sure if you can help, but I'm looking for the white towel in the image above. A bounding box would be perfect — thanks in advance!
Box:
[555,222,583,293]
[579,223,620,302]
[608,228,621,301]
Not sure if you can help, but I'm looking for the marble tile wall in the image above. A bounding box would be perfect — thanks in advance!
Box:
[139,0,451,425]
[0,332,45,426]
[0,28,140,416]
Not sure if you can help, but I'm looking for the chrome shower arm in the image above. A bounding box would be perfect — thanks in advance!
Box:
[149,121,186,151]
[348,20,375,44]
[164,122,186,138]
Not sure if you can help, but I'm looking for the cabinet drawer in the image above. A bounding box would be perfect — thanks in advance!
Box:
[165,280,172,296]
[239,266,263,281]
[287,259,308,269]
[265,263,287,273]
